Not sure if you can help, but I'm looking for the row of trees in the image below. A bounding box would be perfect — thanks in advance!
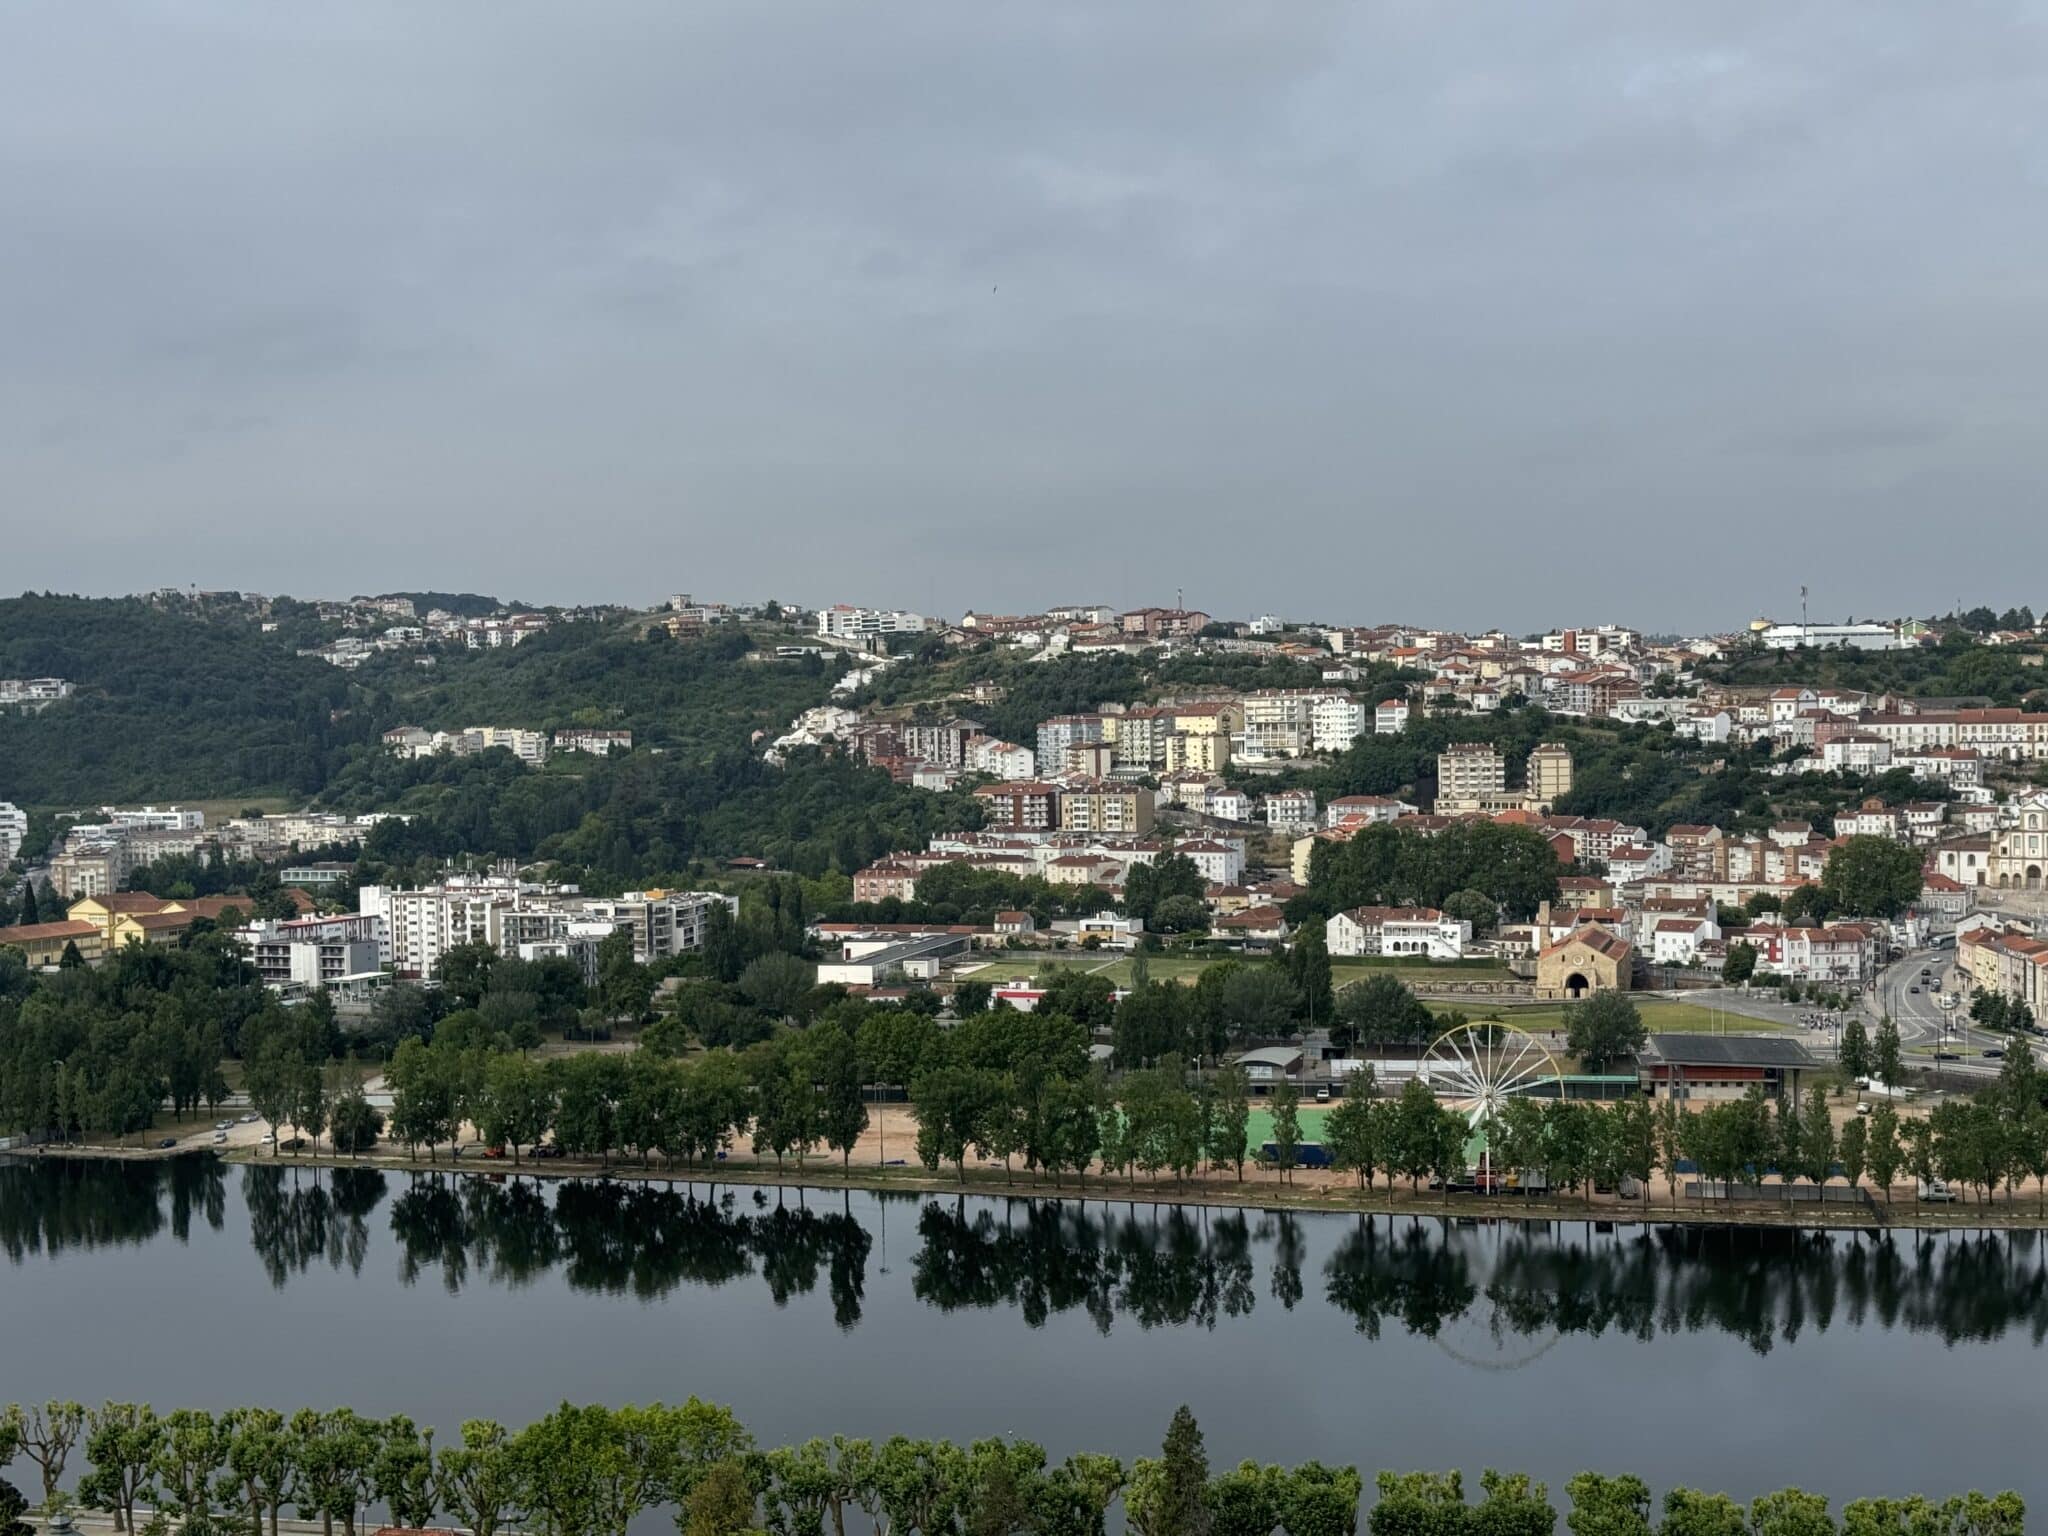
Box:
[0,1400,2020,1536]
[1671,1049,2048,1208]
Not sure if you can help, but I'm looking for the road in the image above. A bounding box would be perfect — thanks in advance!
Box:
[1871,944,2044,1076]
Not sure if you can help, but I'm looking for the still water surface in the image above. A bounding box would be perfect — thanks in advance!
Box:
[2,1156,2043,1503]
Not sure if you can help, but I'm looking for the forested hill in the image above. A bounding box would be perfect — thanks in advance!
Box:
[0,598,850,809]
[357,622,844,762]
[0,594,366,804]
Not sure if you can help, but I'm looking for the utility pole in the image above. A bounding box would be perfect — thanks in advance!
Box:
[1801,584,1809,647]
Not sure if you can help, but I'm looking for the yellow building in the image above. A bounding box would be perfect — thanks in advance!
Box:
[1168,701,1244,738]
[110,911,197,949]
[1535,924,1633,1000]
[1526,742,1575,813]
[1165,731,1232,774]
[0,919,107,968]
[66,891,185,947]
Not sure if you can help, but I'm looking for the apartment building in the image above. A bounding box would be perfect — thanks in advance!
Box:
[1526,744,1574,810]
[1119,607,1211,640]
[241,914,386,991]
[0,801,28,865]
[1435,743,1506,811]
[1163,730,1231,774]
[1058,780,1154,835]
[816,605,928,642]
[974,781,1060,833]
[1035,715,1106,773]
[552,729,634,756]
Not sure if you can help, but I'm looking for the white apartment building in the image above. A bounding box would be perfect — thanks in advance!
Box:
[1309,695,1368,753]
[0,801,26,865]
[1436,743,1506,806]
[465,727,550,765]
[1374,699,1411,735]
[102,805,206,833]
[1036,715,1105,772]
[965,736,1036,780]
[1263,790,1319,831]
[241,914,387,991]
[360,879,736,975]
[816,605,928,642]
[1239,691,1315,760]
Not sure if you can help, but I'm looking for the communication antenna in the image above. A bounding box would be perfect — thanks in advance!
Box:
[1801,585,1809,646]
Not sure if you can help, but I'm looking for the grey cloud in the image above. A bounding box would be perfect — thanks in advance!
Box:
[2,0,2046,628]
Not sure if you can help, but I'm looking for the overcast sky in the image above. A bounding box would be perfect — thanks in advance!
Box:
[4,3,2046,632]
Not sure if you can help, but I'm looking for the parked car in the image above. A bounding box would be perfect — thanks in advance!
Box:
[532,1144,565,1159]
[239,1113,258,1124]
[482,1146,506,1160]
[1314,1086,1331,1103]
[1918,1178,1958,1203]
[215,1121,232,1131]
[1856,1102,1874,1116]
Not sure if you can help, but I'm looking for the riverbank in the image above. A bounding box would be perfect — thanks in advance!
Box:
[63,1141,2022,1231]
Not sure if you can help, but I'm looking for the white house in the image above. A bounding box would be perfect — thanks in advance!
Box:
[1325,905,1471,959]
[1374,699,1411,735]
[1175,837,1246,887]
[1263,790,1318,831]
[1648,915,1719,966]
[1206,787,1254,822]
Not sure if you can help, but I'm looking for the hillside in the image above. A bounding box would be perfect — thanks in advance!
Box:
[0,595,365,805]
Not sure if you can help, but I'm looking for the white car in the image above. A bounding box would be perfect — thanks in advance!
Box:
[215,1121,232,1131]
[260,1132,276,1144]
[239,1113,258,1124]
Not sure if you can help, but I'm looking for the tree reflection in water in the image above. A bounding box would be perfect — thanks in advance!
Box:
[5,1159,2047,1351]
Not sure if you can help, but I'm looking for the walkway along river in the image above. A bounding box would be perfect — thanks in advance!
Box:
[1,1155,2043,1503]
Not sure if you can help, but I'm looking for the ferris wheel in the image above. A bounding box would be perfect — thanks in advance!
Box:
[1420,1021,1563,1128]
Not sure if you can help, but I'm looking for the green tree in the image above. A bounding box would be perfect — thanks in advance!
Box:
[1566,1474,1651,1536]
[1748,1489,1834,1536]
[1838,1018,1870,1084]
[1323,1075,1382,1191]
[1207,1066,1251,1180]
[1820,837,1924,918]
[1287,923,1335,1034]
[1872,1017,1904,1089]
[1370,1471,1467,1536]
[1720,943,1758,986]
[1797,1085,1836,1190]
[1332,975,1433,1054]
[1564,993,1645,1072]
[1659,1490,1746,1536]
[1837,1116,1868,1194]
[1128,1410,1208,1536]
[79,1403,162,1533]
[430,1422,525,1536]
[13,1403,84,1507]
[1270,1079,1302,1185]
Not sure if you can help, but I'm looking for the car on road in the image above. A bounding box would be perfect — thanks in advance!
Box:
[1934,1051,1960,1061]
[532,1144,565,1159]
[1910,986,1920,994]
[1984,1048,2005,1060]
[215,1121,231,1131]
[239,1113,258,1124]
[158,1137,178,1150]
[1918,1179,1959,1203]
[260,1132,275,1143]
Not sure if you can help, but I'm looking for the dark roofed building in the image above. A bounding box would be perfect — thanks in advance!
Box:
[1639,1033,1819,1102]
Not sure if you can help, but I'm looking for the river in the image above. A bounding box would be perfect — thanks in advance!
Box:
[2,1155,2043,1504]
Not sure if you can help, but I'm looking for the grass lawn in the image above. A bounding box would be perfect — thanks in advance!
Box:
[1422,998,1784,1035]
[967,953,1510,987]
